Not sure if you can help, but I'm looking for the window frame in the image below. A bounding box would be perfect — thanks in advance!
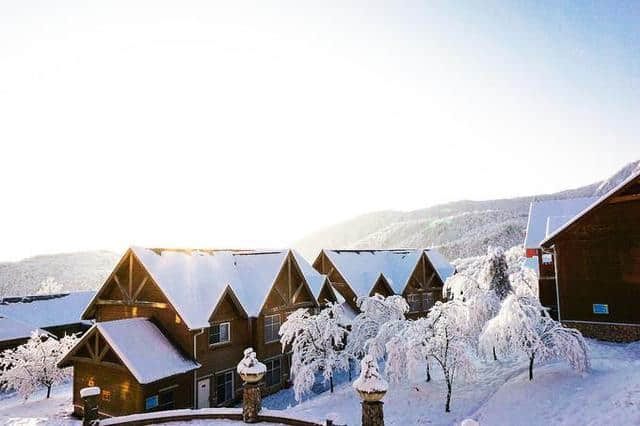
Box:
[407,294,422,312]
[264,357,282,387]
[215,370,234,405]
[264,314,281,344]
[209,322,231,346]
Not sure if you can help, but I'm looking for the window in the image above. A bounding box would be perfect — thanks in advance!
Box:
[145,395,159,411]
[216,371,234,405]
[593,304,609,315]
[407,293,434,312]
[158,389,175,410]
[265,357,281,387]
[264,314,281,343]
[101,390,112,402]
[209,322,230,345]
[407,294,422,312]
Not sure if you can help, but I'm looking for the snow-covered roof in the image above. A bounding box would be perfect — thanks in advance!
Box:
[323,249,454,296]
[95,318,199,384]
[0,291,95,329]
[0,316,43,342]
[126,247,319,329]
[292,250,328,299]
[524,197,598,250]
[542,168,640,247]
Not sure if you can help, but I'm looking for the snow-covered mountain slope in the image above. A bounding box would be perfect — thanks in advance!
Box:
[294,160,640,260]
[0,251,119,297]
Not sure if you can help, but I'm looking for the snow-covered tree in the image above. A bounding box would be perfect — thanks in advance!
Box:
[35,277,63,295]
[279,303,350,400]
[0,332,79,399]
[382,301,475,412]
[480,246,512,300]
[346,294,408,360]
[422,301,475,412]
[479,289,589,381]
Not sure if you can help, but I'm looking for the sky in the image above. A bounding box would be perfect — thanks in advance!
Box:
[0,1,638,261]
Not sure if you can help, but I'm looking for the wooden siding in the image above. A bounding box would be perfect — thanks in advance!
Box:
[73,360,143,417]
[554,199,640,325]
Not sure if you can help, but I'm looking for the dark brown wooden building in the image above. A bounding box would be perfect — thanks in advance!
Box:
[540,169,640,341]
[312,249,455,318]
[59,247,332,418]
[523,197,598,319]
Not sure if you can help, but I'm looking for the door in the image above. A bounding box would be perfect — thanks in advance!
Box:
[197,378,210,409]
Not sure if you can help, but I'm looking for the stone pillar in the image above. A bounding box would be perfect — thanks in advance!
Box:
[242,383,261,423]
[80,387,100,426]
[362,400,384,426]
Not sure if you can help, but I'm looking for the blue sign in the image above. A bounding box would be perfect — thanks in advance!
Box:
[593,304,609,314]
[145,395,159,410]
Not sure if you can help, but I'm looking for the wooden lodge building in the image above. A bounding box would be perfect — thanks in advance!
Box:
[58,247,336,418]
[538,169,640,342]
[523,197,598,319]
[312,249,455,318]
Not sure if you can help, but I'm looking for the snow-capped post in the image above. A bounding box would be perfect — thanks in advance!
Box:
[80,386,100,426]
[237,347,266,423]
[354,354,388,426]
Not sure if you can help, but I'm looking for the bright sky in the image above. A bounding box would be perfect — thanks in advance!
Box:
[1,1,638,261]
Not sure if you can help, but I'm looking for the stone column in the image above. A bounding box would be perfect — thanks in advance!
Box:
[242,382,261,423]
[362,400,384,426]
[80,387,100,426]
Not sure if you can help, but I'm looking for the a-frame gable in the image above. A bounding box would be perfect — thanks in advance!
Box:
[369,274,394,297]
[316,279,338,307]
[402,252,443,296]
[543,170,640,247]
[58,326,125,372]
[208,286,248,323]
[313,250,358,309]
[83,249,178,321]
[261,251,318,314]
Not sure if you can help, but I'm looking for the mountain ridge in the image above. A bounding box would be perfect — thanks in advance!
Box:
[293,160,640,260]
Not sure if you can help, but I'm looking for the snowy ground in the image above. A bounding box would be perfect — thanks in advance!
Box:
[1,339,639,425]
[263,339,640,426]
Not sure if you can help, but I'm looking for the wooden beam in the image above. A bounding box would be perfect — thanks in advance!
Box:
[609,194,640,204]
[97,344,110,362]
[128,253,133,299]
[94,334,99,361]
[85,341,96,360]
[288,255,292,303]
[131,276,149,302]
[112,275,129,303]
[292,282,304,304]
[95,299,167,309]
[273,286,288,306]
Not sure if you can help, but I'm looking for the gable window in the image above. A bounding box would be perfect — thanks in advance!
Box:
[265,357,281,387]
[209,322,230,345]
[264,314,281,343]
[407,294,422,312]
[216,371,234,405]
[407,293,434,312]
